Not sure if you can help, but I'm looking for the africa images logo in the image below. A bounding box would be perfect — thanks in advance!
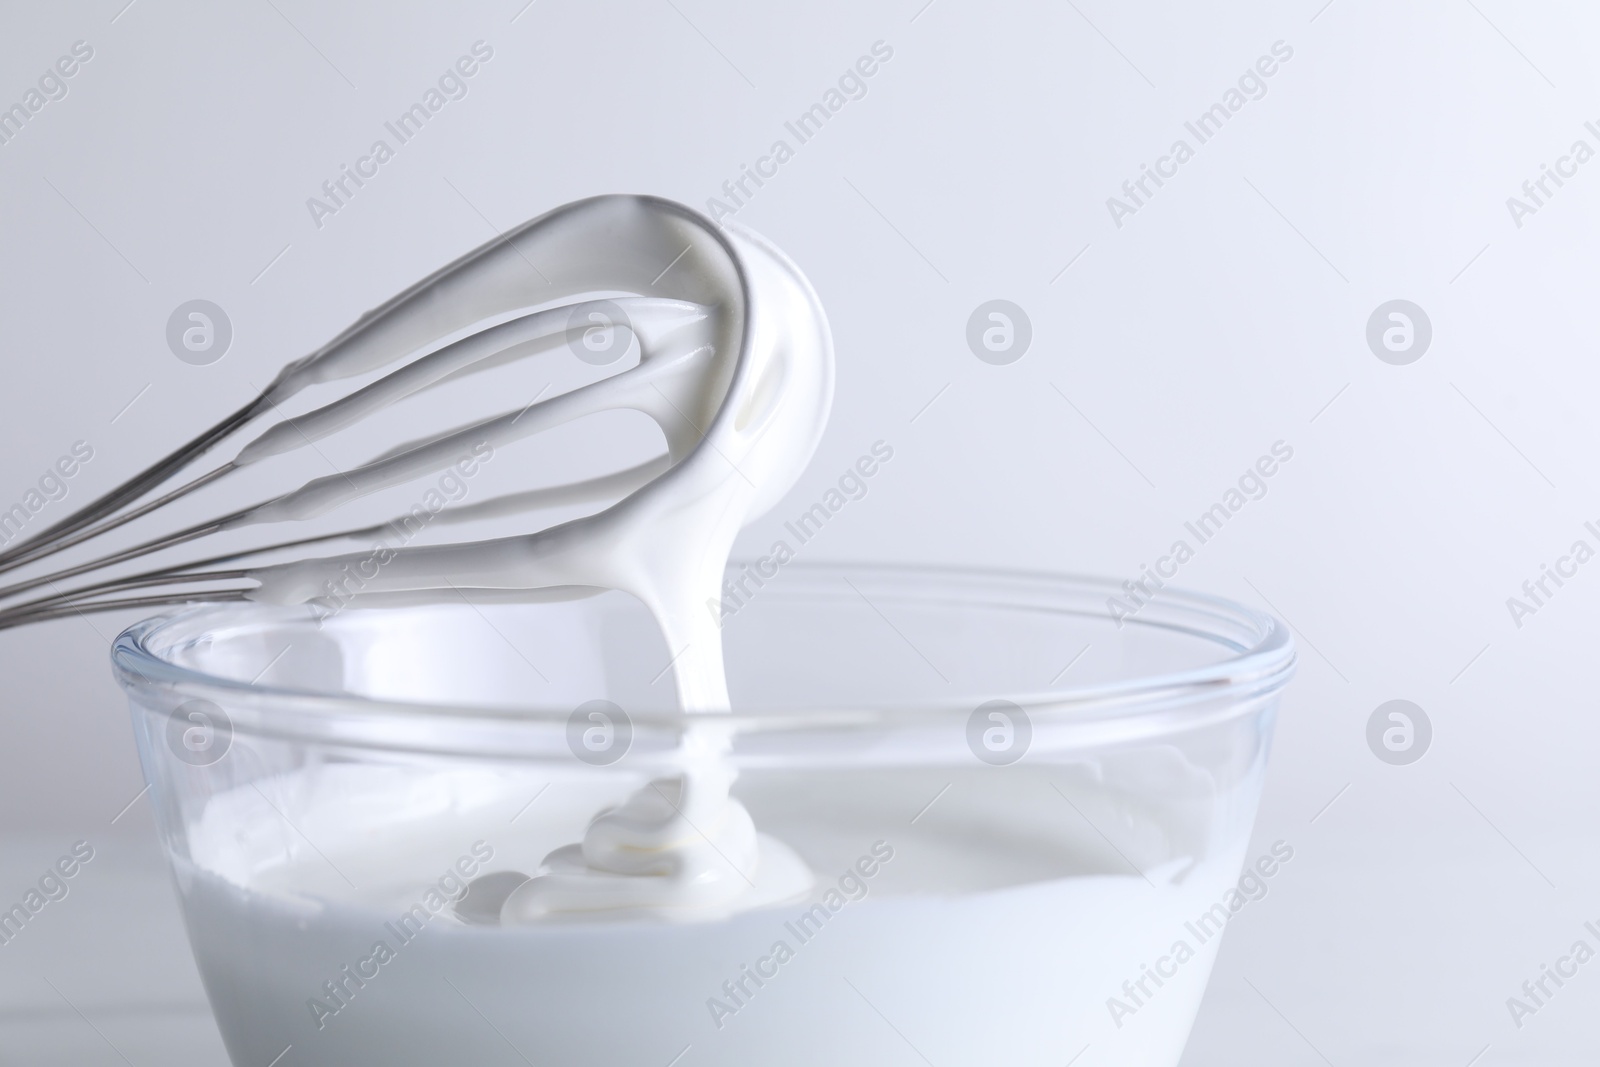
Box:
[966,700,1031,766]
[567,700,632,766]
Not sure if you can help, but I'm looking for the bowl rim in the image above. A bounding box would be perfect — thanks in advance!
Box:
[112,561,1295,740]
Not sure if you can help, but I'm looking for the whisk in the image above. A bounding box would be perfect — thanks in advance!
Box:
[0,194,834,707]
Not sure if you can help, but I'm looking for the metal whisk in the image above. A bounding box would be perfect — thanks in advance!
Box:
[0,194,834,652]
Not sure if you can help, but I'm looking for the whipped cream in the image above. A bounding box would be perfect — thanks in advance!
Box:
[174,759,1238,1067]
[239,197,834,919]
[499,767,814,922]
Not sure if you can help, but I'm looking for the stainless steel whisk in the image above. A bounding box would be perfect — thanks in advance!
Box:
[0,194,833,639]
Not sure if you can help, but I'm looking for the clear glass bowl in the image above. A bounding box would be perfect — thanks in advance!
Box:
[114,563,1294,1067]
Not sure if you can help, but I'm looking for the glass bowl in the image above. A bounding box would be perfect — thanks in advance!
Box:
[114,562,1294,1067]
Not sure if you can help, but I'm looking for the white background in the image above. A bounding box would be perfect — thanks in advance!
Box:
[2,0,1599,1063]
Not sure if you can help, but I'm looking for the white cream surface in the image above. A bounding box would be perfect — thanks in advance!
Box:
[235,197,834,920]
[176,763,1237,1067]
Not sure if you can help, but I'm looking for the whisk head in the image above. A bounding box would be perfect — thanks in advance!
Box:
[0,194,835,688]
